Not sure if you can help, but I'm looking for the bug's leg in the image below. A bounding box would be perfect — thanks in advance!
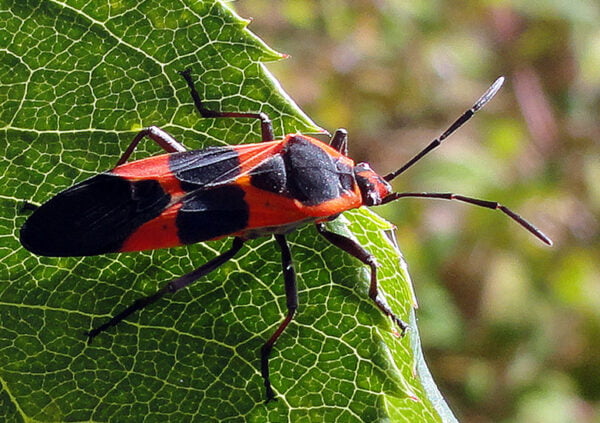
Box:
[329,128,348,155]
[116,126,187,167]
[315,223,408,334]
[21,201,39,212]
[178,69,275,142]
[261,234,298,403]
[86,237,246,342]
[381,192,553,246]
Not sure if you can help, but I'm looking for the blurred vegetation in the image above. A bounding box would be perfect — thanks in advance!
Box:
[233,1,600,422]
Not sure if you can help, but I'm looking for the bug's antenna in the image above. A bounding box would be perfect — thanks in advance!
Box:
[384,77,505,182]
[380,191,553,246]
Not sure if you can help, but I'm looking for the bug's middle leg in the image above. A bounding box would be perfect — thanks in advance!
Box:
[315,223,408,334]
[179,69,275,142]
[261,234,298,403]
[115,126,187,167]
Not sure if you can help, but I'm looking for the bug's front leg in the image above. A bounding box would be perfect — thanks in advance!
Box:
[329,128,348,155]
[315,223,408,335]
[261,234,298,403]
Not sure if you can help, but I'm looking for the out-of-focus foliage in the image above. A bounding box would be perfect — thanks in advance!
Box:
[234,1,600,422]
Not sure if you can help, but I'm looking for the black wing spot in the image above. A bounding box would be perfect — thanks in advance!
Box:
[176,185,249,244]
[20,174,170,256]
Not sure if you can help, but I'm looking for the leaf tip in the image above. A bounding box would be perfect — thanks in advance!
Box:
[241,16,253,28]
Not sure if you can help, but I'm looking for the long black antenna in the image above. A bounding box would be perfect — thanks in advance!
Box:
[384,77,505,182]
[381,192,553,245]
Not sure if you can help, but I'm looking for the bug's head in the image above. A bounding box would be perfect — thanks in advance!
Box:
[354,162,392,206]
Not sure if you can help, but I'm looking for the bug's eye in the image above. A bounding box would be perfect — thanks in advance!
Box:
[354,163,391,206]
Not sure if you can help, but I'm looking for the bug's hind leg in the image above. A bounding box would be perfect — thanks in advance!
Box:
[21,201,39,212]
[179,69,275,142]
[86,237,246,342]
[260,234,298,403]
[315,223,408,334]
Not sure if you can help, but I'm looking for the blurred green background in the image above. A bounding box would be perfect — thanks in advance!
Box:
[233,1,599,422]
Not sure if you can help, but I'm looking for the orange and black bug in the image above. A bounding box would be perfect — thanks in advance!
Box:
[20,70,552,402]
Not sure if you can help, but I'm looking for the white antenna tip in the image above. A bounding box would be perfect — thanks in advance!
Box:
[473,76,505,112]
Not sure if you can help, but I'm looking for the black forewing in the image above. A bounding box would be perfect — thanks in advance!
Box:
[20,174,171,256]
[20,147,247,256]
[20,144,287,255]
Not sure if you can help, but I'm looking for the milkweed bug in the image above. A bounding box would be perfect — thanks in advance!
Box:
[20,70,552,403]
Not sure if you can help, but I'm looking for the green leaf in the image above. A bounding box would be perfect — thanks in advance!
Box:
[0,1,456,421]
